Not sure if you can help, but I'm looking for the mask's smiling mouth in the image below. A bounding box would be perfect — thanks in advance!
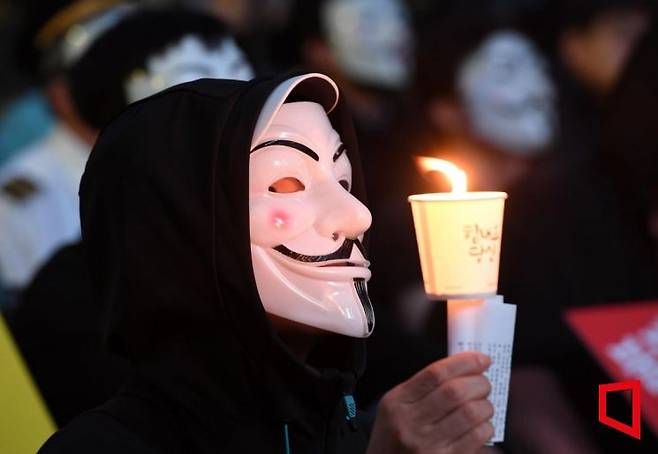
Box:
[273,238,367,263]
[266,239,371,280]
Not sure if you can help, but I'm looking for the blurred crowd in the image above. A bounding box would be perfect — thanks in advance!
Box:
[0,0,657,452]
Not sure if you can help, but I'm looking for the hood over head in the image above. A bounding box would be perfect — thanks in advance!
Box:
[79,73,368,426]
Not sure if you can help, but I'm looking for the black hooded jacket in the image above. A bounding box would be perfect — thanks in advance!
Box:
[39,75,370,453]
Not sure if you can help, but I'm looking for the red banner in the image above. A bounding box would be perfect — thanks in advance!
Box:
[565,301,658,437]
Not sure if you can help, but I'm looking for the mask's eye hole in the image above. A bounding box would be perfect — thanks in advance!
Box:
[339,179,350,191]
[268,177,305,193]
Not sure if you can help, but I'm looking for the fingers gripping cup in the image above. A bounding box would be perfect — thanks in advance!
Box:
[408,191,507,299]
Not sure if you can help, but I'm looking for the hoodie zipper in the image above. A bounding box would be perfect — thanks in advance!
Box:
[343,394,358,431]
[282,394,358,453]
[283,423,291,454]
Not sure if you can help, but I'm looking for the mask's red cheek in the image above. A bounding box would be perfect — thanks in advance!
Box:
[271,210,291,229]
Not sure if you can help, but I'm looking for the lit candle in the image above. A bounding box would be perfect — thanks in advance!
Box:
[408,156,516,445]
[408,156,507,299]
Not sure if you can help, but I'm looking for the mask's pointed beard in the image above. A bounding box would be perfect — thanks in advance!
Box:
[354,278,374,332]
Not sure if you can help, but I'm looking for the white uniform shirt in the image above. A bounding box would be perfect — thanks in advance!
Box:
[0,124,89,289]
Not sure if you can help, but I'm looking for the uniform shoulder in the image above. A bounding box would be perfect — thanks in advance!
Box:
[38,410,160,454]
[0,137,55,202]
[0,136,54,181]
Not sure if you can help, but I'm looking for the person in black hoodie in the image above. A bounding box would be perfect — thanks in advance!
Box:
[38,73,494,453]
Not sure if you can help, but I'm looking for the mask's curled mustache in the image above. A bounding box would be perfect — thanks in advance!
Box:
[274,239,367,263]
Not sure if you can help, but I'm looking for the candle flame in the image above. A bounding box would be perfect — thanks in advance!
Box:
[415,156,468,193]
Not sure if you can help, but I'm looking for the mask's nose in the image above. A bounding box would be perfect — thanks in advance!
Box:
[314,181,372,240]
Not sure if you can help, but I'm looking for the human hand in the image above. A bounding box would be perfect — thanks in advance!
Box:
[366,352,494,454]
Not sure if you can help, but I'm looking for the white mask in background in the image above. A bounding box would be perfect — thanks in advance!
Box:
[249,75,374,338]
[322,0,413,90]
[457,30,556,155]
[125,34,254,103]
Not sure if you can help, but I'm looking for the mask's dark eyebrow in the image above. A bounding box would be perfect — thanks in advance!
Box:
[250,139,319,161]
[333,144,346,162]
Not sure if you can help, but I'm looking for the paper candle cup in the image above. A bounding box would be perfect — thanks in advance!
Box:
[408,191,507,299]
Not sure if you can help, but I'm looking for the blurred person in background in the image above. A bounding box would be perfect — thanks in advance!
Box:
[499,17,658,454]
[6,6,254,427]
[558,0,650,94]
[363,15,597,454]
[274,0,413,104]
[67,8,253,133]
[414,19,555,193]
[550,0,652,159]
[0,0,136,297]
[366,15,556,336]
[357,15,559,430]
[0,0,57,307]
[0,0,254,297]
